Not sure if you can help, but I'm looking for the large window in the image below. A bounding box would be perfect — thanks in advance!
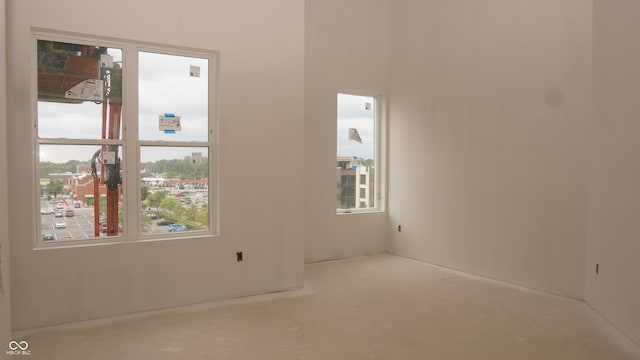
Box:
[34,31,217,245]
[336,92,382,213]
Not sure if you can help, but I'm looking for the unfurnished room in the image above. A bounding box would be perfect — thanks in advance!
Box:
[1,1,639,359]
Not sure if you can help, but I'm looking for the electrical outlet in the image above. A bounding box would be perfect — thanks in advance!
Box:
[236,251,243,262]
[596,263,599,274]
[397,225,402,232]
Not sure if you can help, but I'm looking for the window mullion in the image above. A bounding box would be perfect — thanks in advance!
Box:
[124,44,139,238]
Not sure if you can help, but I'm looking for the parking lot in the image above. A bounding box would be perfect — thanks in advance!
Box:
[40,206,182,241]
[40,190,206,241]
[41,206,102,240]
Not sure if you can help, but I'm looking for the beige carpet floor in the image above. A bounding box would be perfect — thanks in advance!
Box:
[15,254,640,359]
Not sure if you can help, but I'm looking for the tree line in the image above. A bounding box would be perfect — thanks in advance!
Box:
[41,156,208,180]
[144,157,209,180]
[40,160,81,177]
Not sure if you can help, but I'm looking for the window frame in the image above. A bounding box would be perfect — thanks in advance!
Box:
[32,29,219,248]
[335,90,386,215]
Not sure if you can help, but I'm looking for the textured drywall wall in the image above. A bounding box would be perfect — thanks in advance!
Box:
[587,0,640,345]
[6,0,304,330]
[1,0,14,353]
[387,0,592,299]
[304,0,389,262]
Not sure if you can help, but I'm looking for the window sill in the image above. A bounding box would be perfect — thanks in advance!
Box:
[336,209,384,215]
[34,232,218,250]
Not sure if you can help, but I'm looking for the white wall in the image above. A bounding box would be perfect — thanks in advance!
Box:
[304,0,389,262]
[1,0,14,355]
[587,0,640,345]
[6,0,304,330]
[387,0,592,299]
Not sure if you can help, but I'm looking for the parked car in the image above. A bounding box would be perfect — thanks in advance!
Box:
[55,203,64,209]
[55,221,66,229]
[100,223,123,233]
[42,233,55,241]
[157,219,175,226]
[54,211,64,217]
[168,224,187,232]
[41,208,53,215]
[65,209,75,217]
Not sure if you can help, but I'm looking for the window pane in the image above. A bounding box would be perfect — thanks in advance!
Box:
[39,144,124,241]
[138,52,209,142]
[336,93,376,211]
[37,40,123,139]
[140,146,210,234]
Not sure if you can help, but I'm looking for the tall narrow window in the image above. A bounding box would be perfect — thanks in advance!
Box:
[336,93,381,213]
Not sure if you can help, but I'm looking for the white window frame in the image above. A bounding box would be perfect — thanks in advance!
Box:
[336,90,386,215]
[32,29,219,248]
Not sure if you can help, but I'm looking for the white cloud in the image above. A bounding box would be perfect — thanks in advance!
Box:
[38,48,211,163]
[138,51,209,142]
